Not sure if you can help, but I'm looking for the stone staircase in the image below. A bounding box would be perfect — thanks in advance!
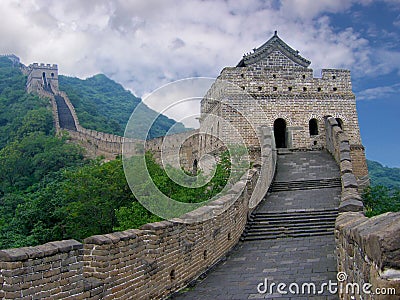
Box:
[242,151,341,241]
[243,208,338,240]
[54,94,77,131]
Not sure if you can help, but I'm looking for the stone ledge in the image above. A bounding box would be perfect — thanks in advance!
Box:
[339,141,350,152]
[337,212,400,269]
[140,221,174,231]
[0,239,82,262]
[340,160,353,174]
[341,173,358,189]
[339,151,351,162]
[338,199,364,212]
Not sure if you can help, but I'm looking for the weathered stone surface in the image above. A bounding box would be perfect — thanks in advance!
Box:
[84,235,113,245]
[327,117,338,127]
[0,248,28,262]
[340,151,352,162]
[340,141,350,152]
[48,239,82,252]
[340,159,353,174]
[337,211,400,299]
[338,199,364,212]
[342,173,358,188]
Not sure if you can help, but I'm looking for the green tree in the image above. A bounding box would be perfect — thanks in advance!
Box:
[362,185,400,217]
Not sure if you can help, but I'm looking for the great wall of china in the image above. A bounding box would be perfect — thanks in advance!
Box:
[0,33,398,299]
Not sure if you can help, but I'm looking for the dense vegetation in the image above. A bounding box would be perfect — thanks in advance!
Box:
[363,160,400,217]
[363,185,400,217]
[0,57,232,250]
[367,159,400,189]
[59,74,188,139]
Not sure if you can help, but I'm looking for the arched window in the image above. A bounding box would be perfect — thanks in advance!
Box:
[309,119,319,136]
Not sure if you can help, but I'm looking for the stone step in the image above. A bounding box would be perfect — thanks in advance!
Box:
[247,219,336,228]
[269,178,341,192]
[245,224,334,234]
[250,209,338,219]
[243,208,338,241]
[242,229,334,241]
[251,208,338,216]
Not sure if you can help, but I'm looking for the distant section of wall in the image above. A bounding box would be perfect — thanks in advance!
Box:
[145,130,200,171]
[336,212,400,300]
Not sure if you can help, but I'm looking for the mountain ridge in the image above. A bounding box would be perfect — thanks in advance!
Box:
[58,73,189,139]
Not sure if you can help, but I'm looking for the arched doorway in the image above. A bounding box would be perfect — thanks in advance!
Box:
[274,118,287,148]
[309,118,319,136]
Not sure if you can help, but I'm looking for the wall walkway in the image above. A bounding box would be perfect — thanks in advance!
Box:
[172,150,341,299]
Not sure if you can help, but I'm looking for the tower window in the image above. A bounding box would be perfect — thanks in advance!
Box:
[303,87,307,92]
[302,74,306,79]
[333,87,337,91]
[273,86,277,91]
[288,87,292,91]
[317,87,322,92]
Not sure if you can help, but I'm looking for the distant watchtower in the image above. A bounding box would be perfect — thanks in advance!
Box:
[26,63,59,93]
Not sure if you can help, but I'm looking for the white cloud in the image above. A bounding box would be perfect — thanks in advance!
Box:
[0,0,399,123]
[357,83,400,100]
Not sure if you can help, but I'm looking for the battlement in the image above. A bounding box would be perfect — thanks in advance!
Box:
[29,62,58,69]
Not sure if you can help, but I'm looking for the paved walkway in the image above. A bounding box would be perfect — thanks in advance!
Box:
[172,150,340,299]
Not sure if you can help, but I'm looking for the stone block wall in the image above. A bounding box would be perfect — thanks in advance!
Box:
[0,240,83,299]
[336,212,400,300]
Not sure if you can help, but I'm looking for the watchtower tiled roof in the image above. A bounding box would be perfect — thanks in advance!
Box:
[237,31,311,68]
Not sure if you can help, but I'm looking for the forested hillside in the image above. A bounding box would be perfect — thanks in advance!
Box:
[367,159,400,189]
[0,57,228,249]
[59,74,188,138]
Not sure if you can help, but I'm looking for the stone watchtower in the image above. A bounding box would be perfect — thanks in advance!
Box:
[26,63,59,93]
[200,32,368,182]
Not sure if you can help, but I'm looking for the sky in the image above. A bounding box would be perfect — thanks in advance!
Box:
[0,0,399,167]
